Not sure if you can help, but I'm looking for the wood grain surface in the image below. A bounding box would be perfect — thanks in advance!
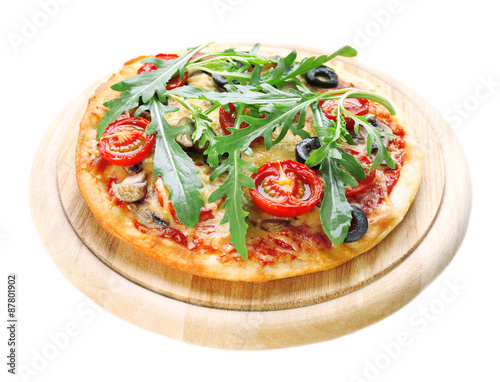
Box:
[30,44,470,349]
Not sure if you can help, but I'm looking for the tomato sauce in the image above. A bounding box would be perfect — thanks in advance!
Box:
[247,237,297,266]
[134,222,188,247]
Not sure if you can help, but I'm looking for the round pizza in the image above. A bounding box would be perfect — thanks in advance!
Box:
[75,43,424,282]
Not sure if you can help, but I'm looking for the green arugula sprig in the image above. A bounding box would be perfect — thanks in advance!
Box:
[305,92,396,244]
[96,42,211,140]
[96,42,398,257]
[145,96,205,228]
[207,150,257,260]
[175,84,396,246]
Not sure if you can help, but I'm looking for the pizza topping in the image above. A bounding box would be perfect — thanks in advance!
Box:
[98,117,155,166]
[137,53,188,90]
[212,61,244,89]
[260,219,291,231]
[95,43,403,259]
[218,103,265,144]
[319,94,370,130]
[175,117,195,148]
[129,203,170,229]
[123,164,142,174]
[295,137,321,168]
[305,66,338,88]
[343,149,376,196]
[344,205,369,243]
[111,172,147,203]
[219,103,249,134]
[249,160,323,218]
[366,118,390,155]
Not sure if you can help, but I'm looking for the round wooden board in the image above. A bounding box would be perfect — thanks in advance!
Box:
[30,44,471,349]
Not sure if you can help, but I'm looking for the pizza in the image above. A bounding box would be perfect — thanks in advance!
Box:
[75,43,424,282]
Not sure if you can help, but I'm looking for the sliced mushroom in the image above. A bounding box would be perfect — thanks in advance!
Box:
[260,219,291,231]
[366,118,393,154]
[175,117,195,148]
[368,117,392,134]
[123,164,142,174]
[111,172,147,203]
[128,202,169,229]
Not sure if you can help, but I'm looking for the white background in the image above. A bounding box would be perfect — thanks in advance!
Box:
[1,0,498,381]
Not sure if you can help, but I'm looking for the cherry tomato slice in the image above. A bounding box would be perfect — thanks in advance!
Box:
[343,148,376,196]
[319,92,369,129]
[250,160,324,218]
[137,53,188,90]
[219,103,250,135]
[98,117,155,166]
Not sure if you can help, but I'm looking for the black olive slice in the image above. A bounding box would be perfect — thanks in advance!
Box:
[212,74,239,88]
[212,61,244,89]
[344,205,369,243]
[367,117,389,155]
[368,117,378,127]
[295,137,321,168]
[305,66,338,88]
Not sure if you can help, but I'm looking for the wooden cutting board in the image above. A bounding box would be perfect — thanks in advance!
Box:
[30,44,471,349]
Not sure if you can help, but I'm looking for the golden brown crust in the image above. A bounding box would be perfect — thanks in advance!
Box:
[75,46,424,282]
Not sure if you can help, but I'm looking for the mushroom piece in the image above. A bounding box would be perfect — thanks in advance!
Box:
[260,219,291,231]
[363,118,392,153]
[175,117,195,149]
[123,164,142,174]
[368,117,392,134]
[111,172,147,203]
[128,202,169,229]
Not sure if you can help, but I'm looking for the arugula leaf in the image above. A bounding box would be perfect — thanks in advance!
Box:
[319,156,358,244]
[166,94,214,142]
[350,113,396,171]
[338,89,395,115]
[147,97,205,228]
[169,83,301,106]
[97,91,143,140]
[96,42,211,139]
[337,148,366,179]
[208,151,257,260]
[209,90,319,153]
[187,50,275,87]
[263,45,357,86]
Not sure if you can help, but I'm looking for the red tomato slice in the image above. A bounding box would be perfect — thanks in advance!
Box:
[98,117,155,166]
[250,160,323,217]
[219,103,250,135]
[319,92,369,129]
[137,53,188,90]
[219,103,265,144]
[155,178,169,208]
[343,148,376,196]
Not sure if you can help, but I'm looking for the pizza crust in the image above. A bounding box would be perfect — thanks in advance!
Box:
[75,46,424,282]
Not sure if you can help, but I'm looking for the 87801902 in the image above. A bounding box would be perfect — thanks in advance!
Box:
[7,274,16,318]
